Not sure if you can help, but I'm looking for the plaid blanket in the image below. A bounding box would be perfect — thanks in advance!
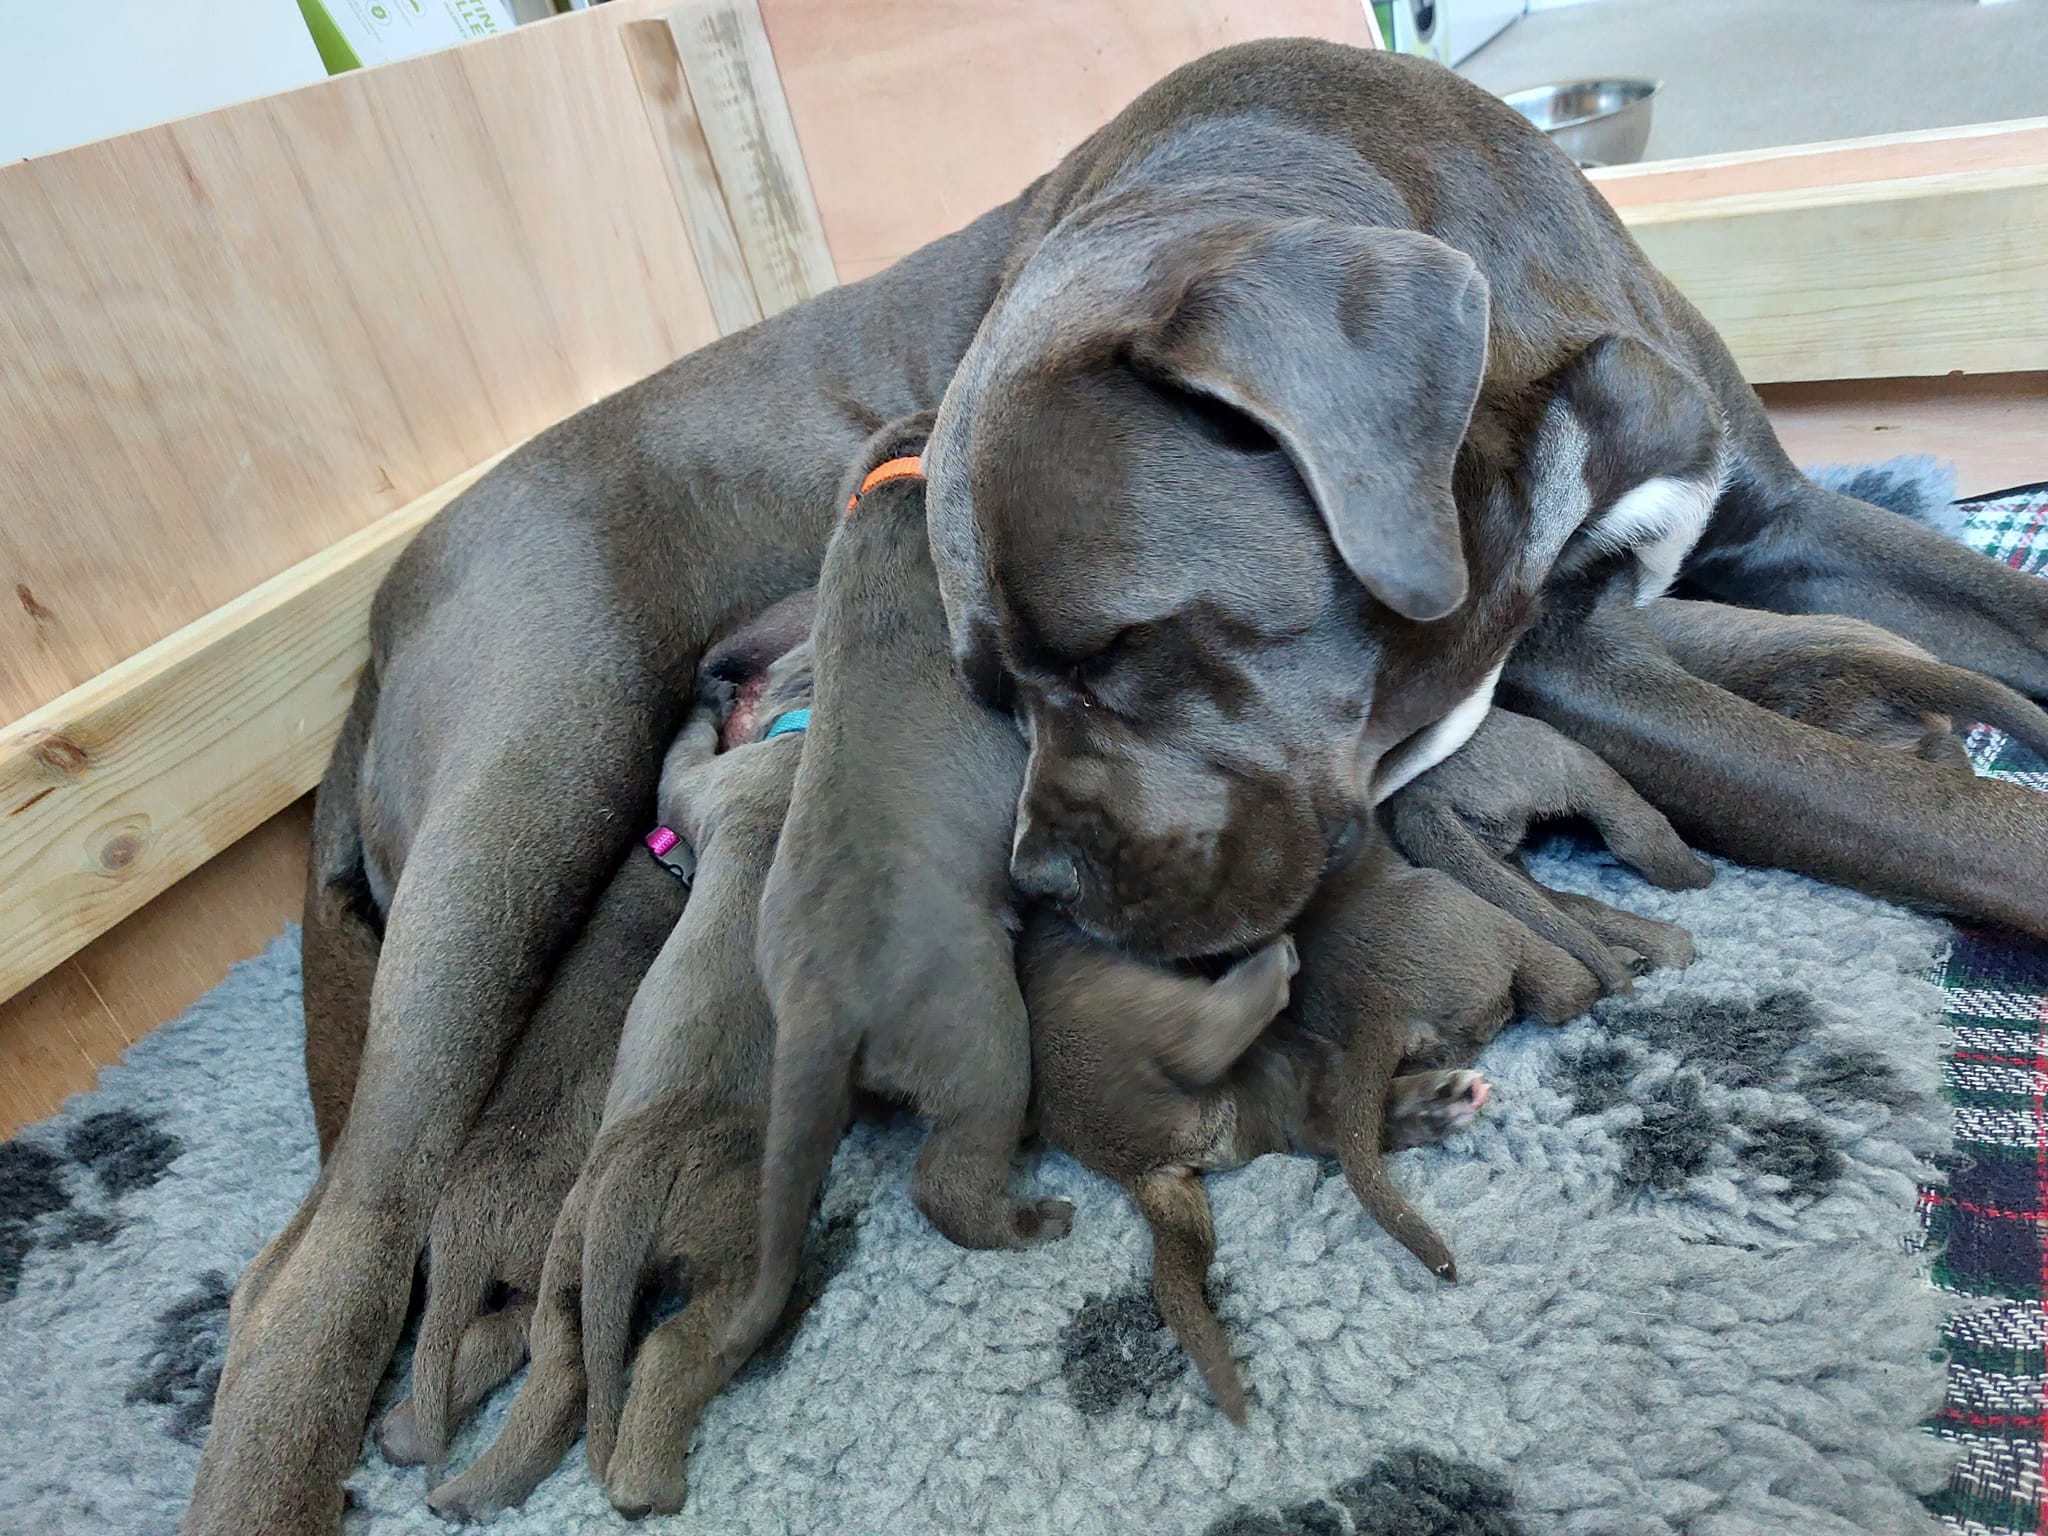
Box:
[1916,480,2048,1536]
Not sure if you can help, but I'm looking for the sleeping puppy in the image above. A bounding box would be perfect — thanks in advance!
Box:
[1384,708,1708,996]
[1647,598,2048,770]
[1025,831,1600,1421]
[715,416,1073,1385]
[429,643,808,1521]
[373,597,813,1472]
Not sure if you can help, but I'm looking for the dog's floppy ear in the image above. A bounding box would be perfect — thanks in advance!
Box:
[1131,222,1489,622]
[1521,334,1727,601]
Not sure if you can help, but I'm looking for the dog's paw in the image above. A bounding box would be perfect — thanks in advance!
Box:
[1387,1070,1491,1149]
[1014,1196,1076,1246]
[374,1394,436,1468]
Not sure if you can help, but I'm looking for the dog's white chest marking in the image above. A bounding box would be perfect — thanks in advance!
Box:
[1370,661,1505,803]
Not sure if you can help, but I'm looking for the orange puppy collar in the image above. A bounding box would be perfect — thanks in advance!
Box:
[845,454,924,515]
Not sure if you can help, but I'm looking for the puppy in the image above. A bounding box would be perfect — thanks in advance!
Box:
[716,417,1072,1384]
[1647,598,2048,770]
[371,847,681,1471]
[1384,708,1708,994]
[1025,833,1600,1421]
[372,599,811,1471]
[430,644,808,1521]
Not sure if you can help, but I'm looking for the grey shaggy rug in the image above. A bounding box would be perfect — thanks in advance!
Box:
[0,461,1972,1536]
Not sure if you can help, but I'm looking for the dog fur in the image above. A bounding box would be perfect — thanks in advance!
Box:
[1384,708,1707,995]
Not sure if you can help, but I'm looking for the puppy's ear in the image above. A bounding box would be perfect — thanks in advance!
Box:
[1520,334,1727,602]
[1132,223,1489,622]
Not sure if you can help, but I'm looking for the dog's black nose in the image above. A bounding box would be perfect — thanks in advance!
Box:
[1010,843,1082,905]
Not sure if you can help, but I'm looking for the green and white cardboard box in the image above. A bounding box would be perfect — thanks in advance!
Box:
[299,0,514,73]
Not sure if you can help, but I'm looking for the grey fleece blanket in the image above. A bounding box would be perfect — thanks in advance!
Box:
[0,460,1970,1536]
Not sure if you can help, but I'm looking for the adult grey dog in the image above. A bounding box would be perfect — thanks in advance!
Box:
[187,39,2048,1534]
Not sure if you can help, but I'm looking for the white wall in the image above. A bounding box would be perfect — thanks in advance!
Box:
[0,0,327,165]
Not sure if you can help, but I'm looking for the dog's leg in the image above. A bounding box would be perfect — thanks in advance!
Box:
[577,1126,671,1482]
[392,1198,499,1468]
[1127,1170,1245,1423]
[1506,925,1605,1025]
[429,1179,594,1520]
[1548,741,1714,892]
[188,756,641,1535]
[911,985,1075,1251]
[716,1027,857,1381]
[1688,442,2048,700]
[1504,594,2048,939]
[376,1301,533,1468]
[1316,1031,1457,1281]
[1386,799,1638,994]
[1153,937,1299,1086]
[1543,887,1694,974]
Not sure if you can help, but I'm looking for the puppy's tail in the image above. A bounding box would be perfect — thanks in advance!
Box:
[393,1210,498,1467]
[1129,1170,1246,1423]
[579,1132,670,1481]
[1324,1041,1457,1282]
[1869,652,2048,765]
[713,1035,853,1380]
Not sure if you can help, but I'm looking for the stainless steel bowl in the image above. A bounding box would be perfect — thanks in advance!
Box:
[1501,78,1661,169]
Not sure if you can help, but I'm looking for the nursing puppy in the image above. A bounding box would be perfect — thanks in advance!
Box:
[431,707,794,1521]
[372,599,810,1472]
[430,646,807,1522]
[1026,834,1600,1421]
[716,418,1071,1384]
[1385,708,1708,996]
[1647,598,2048,770]
[370,852,678,1472]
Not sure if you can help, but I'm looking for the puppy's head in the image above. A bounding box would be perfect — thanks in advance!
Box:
[928,209,1722,959]
[925,215,1487,957]
[699,587,820,750]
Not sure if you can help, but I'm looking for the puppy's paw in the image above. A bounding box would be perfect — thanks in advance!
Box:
[374,1395,435,1468]
[607,1465,689,1522]
[1013,1196,1076,1247]
[1225,935,1299,1021]
[1387,1070,1491,1149]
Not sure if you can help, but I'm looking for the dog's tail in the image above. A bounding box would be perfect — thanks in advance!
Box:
[713,1032,853,1380]
[301,664,384,1162]
[1865,652,2048,766]
[578,1126,683,1481]
[393,1205,499,1467]
[1129,1169,1247,1423]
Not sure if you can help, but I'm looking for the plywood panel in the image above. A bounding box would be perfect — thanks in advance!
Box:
[0,0,716,725]
[1763,372,2048,498]
[756,0,1380,282]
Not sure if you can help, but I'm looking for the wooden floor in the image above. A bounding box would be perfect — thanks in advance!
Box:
[0,373,2042,1139]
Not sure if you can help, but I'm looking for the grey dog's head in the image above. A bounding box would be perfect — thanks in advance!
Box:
[926,204,1725,961]
[925,211,1489,959]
